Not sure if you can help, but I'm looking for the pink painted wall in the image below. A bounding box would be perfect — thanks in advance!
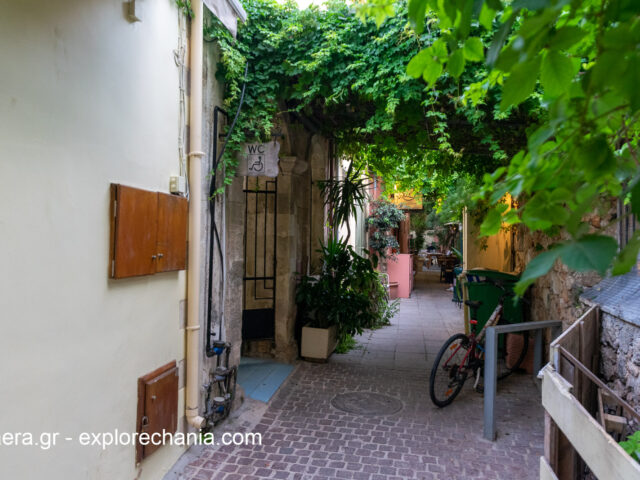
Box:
[387,253,413,298]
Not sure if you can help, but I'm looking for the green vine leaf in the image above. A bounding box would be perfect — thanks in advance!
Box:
[463,37,484,62]
[541,51,578,98]
[612,232,640,276]
[500,57,541,111]
[447,49,465,79]
[559,235,618,275]
[514,247,561,296]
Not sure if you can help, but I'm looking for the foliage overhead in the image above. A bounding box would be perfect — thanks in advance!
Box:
[202,0,640,291]
[359,0,640,292]
[205,0,539,200]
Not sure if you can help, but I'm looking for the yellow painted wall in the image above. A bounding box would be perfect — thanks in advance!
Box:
[0,1,190,478]
[462,208,514,273]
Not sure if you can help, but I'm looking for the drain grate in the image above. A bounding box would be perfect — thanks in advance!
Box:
[331,392,403,415]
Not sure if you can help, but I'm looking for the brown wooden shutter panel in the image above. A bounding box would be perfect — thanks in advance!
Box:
[156,192,188,272]
[111,184,158,278]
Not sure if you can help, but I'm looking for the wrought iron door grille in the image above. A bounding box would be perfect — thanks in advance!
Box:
[242,176,277,340]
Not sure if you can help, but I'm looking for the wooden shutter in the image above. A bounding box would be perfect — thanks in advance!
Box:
[136,361,178,463]
[110,184,158,278]
[156,192,188,273]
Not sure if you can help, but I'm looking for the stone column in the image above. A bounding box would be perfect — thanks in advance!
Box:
[224,176,245,370]
[310,135,329,274]
[398,213,410,254]
[274,156,307,362]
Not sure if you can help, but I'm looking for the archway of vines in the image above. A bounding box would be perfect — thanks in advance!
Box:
[198,0,640,291]
[205,0,539,213]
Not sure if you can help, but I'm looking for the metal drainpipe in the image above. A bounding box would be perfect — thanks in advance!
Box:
[186,0,206,430]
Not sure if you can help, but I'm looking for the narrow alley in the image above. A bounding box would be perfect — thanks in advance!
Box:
[174,271,544,480]
[4,2,638,479]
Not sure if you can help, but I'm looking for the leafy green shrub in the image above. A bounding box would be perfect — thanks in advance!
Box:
[620,431,640,462]
[295,239,394,337]
[334,333,358,354]
[317,163,369,242]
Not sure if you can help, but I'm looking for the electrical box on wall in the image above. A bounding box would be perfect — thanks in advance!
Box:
[109,184,188,278]
[169,175,186,195]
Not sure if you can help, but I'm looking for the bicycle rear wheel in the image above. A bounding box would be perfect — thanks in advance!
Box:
[429,333,472,407]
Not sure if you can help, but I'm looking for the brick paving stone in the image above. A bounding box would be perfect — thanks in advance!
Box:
[174,272,544,480]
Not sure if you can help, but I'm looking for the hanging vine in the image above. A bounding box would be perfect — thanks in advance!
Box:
[200,0,539,202]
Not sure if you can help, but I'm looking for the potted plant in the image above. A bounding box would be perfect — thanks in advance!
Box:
[295,239,389,360]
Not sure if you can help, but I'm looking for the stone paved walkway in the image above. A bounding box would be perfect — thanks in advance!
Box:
[332,271,463,371]
[174,272,544,480]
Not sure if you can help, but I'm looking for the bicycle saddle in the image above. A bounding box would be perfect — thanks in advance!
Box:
[465,300,482,310]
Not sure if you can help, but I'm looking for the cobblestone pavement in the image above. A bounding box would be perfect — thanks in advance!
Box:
[176,272,544,480]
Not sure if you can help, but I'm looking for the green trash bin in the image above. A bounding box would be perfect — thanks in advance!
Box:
[464,269,525,333]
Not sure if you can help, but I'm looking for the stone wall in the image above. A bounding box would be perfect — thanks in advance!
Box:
[601,312,640,411]
[582,271,640,414]
[510,198,640,417]
[513,204,616,327]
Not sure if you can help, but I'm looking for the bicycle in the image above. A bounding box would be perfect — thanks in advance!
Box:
[429,278,529,407]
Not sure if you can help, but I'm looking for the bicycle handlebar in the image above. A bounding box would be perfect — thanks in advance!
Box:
[484,276,508,292]
[484,276,530,305]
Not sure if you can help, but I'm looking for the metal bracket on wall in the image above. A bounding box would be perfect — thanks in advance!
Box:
[125,1,142,22]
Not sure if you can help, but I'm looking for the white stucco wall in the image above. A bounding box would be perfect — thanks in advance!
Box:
[0,1,189,478]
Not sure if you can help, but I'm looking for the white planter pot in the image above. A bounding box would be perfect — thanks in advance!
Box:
[301,324,338,361]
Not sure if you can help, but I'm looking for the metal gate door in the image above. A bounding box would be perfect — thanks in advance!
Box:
[242,177,277,340]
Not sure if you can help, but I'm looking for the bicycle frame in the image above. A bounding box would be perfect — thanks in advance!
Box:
[429,279,527,408]
[442,303,504,374]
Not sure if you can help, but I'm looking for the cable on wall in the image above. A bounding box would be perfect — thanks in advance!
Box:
[205,62,249,356]
[175,9,189,199]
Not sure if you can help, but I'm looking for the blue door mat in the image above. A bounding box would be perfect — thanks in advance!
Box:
[238,357,295,403]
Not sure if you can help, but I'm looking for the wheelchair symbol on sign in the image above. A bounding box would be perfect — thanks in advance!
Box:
[248,155,264,173]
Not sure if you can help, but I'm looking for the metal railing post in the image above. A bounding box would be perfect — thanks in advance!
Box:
[483,326,498,441]
[533,329,543,375]
[482,320,562,441]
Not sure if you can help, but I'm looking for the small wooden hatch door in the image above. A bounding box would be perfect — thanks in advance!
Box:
[136,361,178,463]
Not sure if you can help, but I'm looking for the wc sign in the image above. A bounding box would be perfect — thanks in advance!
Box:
[237,142,280,177]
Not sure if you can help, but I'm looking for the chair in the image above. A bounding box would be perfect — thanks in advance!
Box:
[378,273,391,300]
[378,273,398,301]
[440,256,457,283]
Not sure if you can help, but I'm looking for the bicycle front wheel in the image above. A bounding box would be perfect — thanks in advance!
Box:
[429,333,472,407]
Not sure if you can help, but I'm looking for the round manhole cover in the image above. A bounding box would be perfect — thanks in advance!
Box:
[331,392,403,415]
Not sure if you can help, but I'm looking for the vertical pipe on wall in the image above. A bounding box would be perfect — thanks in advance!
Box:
[186,0,206,430]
